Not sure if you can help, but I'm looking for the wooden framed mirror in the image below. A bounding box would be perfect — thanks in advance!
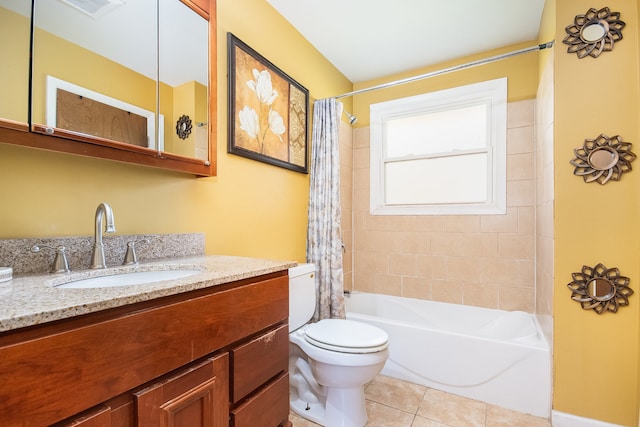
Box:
[0,0,216,176]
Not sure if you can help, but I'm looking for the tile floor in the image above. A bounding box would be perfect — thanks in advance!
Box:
[289,375,552,427]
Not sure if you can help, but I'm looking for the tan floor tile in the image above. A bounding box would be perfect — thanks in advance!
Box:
[485,405,551,427]
[365,375,427,414]
[411,415,451,426]
[289,411,322,427]
[364,400,415,427]
[417,389,486,427]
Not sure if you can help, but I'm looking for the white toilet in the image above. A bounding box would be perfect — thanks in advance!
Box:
[288,263,389,427]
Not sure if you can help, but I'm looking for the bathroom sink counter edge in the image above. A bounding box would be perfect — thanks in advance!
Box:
[0,255,297,332]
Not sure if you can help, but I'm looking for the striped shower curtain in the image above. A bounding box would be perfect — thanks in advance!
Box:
[307,98,345,321]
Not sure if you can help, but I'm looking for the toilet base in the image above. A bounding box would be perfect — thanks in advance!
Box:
[291,386,368,427]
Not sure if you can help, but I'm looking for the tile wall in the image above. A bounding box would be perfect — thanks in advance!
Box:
[535,55,555,342]
[348,100,537,312]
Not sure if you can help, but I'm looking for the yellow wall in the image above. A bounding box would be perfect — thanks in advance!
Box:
[553,1,640,425]
[0,0,352,265]
[0,8,30,123]
[31,28,156,124]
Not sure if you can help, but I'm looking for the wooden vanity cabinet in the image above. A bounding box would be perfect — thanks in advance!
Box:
[0,271,291,427]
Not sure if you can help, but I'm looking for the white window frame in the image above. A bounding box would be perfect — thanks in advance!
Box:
[370,77,507,215]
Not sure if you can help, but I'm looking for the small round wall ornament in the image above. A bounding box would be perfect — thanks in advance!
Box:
[562,7,625,59]
[567,263,633,314]
[176,115,193,140]
[569,134,635,184]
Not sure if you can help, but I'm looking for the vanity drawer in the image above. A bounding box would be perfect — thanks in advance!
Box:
[231,323,288,403]
[230,373,289,427]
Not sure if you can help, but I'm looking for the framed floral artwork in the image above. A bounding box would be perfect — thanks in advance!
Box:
[227,33,309,173]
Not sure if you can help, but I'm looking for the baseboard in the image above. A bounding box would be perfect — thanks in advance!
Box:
[552,411,626,427]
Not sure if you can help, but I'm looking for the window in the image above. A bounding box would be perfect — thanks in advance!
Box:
[370,78,507,215]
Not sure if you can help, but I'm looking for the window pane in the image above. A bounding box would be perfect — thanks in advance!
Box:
[385,104,487,158]
[385,153,488,205]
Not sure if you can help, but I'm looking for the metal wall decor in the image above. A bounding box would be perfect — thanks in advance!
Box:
[176,115,192,140]
[569,134,635,184]
[568,264,633,314]
[563,7,625,58]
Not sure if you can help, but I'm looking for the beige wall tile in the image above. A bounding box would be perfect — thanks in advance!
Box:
[353,146,369,170]
[506,180,535,207]
[508,99,535,128]
[499,286,535,312]
[446,215,480,232]
[431,279,463,304]
[461,233,498,257]
[518,207,535,233]
[389,253,417,276]
[463,283,499,309]
[480,207,518,233]
[377,274,402,296]
[483,258,519,285]
[353,126,370,149]
[416,255,447,279]
[402,276,430,299]
[414,215,449,231]
[430,232,464,256]
[447,257,485,283]
[507,152,534,181]
[401,231,431,254]
[507,125,534,154]
[498,233,534,260]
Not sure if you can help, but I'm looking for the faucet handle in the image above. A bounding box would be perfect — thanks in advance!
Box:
[122,239,149,265]
[31,245,71,274]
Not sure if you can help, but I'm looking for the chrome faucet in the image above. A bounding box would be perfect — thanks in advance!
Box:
[90,202,116,269]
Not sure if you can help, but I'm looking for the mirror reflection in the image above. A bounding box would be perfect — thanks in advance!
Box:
[581,22,607,42]
[588,147,619,170]
[0,1,31,126]
[586,278,615,301]
[31,0,208,161]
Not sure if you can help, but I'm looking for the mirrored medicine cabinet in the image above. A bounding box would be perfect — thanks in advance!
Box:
[0,0,216,176]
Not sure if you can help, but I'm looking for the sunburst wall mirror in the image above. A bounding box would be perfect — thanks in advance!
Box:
[569,134,635,184]
[567,264,633,314]
[562,7,625,58]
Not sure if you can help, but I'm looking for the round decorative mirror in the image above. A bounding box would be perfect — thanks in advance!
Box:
[567,263,633,314]
[176,115,193,140]
[569,134,635,184]
[562,7,625,58]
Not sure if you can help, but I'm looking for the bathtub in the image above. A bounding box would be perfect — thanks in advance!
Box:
[345,292,550,418]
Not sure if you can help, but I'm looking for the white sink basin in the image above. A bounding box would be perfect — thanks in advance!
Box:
[56,269,202,289]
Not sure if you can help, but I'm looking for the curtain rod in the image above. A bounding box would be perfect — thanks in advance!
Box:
[333,41,554,100]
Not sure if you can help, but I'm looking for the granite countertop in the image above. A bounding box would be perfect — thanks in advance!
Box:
[0,255,296,333]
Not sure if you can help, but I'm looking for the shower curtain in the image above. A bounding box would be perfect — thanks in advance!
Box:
[307,98,345,321]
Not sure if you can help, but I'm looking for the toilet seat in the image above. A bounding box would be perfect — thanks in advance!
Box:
[304,319,389,354]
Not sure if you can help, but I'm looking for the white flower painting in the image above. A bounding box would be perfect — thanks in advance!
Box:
[229,34,308,173]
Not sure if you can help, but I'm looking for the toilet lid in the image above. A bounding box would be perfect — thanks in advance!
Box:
[304,319,389,354]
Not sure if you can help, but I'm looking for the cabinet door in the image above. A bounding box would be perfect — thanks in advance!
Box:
[135,354,229,427]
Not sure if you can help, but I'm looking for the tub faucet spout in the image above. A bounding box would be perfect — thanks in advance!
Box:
[90,202,116,269]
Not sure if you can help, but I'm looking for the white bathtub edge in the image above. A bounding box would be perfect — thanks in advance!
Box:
[552,411,626,427]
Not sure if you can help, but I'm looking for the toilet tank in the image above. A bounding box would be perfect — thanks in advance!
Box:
[288,263,316,332]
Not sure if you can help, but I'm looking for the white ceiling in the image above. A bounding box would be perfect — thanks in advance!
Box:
[267,0,546,83]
